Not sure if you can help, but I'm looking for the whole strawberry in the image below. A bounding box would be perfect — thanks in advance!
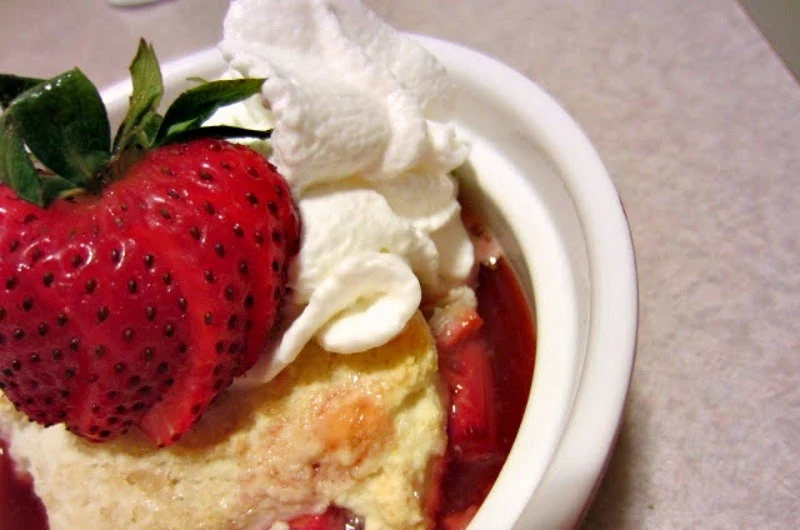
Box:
[0,41,299,446]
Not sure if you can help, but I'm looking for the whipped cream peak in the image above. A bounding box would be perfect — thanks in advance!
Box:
[216,0,475,384]
[221,0,468,190]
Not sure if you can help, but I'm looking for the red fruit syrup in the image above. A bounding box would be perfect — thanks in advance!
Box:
[434,259,536,530]
[0,439,48,530]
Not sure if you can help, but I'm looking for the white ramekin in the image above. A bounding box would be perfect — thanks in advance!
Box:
[102,36,637,530]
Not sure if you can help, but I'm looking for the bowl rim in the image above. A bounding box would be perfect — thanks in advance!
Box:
[100,36,638,530]
[411,36,638,529]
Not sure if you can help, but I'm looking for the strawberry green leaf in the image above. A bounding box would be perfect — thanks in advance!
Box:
[113,39,164,153]
[129,111,164,149]
[160,125,272,145]
[11,68,111,186]
[106,111,163,181]
[0,112,43,204]
[39,173,81,204]
[0,112,78,206]
[0,74,45,109]
[156,78,265,143]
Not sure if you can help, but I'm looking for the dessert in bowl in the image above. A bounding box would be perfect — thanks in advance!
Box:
[0,0,637,528]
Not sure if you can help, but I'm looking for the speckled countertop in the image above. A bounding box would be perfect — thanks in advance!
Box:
[1,1,798,528]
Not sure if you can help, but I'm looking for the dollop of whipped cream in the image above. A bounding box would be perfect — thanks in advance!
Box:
[214,0,474,385]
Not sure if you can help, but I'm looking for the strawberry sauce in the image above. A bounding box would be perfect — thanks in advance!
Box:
[0,440,48,530]
[0,259,535,530]
[434,259,536,529]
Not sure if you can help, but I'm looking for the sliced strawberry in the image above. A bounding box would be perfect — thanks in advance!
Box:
[288,506,361,530]
[0,191,96,429]
[138,141,297,369]
[132,229,229,446]
[54,225,191,441]
[435,308,482,352]
[440,336,497,458]
[112,139,296,446]
[431,293,483,352]
[433,260,536,529]
[431,292,499,525]
[288,513,333,530]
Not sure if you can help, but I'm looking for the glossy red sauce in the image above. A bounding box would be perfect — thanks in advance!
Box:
[434,259,536,529]
[0,259,535,530]
[0,440,48,530]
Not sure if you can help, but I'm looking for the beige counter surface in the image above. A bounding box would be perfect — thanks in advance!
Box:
[1,1,798,528]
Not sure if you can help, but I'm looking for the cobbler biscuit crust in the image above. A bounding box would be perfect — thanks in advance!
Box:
[0,313,445,530]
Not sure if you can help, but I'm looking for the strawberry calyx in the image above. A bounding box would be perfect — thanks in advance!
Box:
[0,40,270,207]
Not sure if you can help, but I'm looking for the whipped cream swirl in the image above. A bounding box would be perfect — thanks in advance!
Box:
[214,0,474,384]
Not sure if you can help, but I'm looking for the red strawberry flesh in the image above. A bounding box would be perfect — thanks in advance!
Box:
[288,506,363,530]
[440,336,497,457]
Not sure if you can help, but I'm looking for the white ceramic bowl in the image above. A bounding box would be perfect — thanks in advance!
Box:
[102,36,637,530]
